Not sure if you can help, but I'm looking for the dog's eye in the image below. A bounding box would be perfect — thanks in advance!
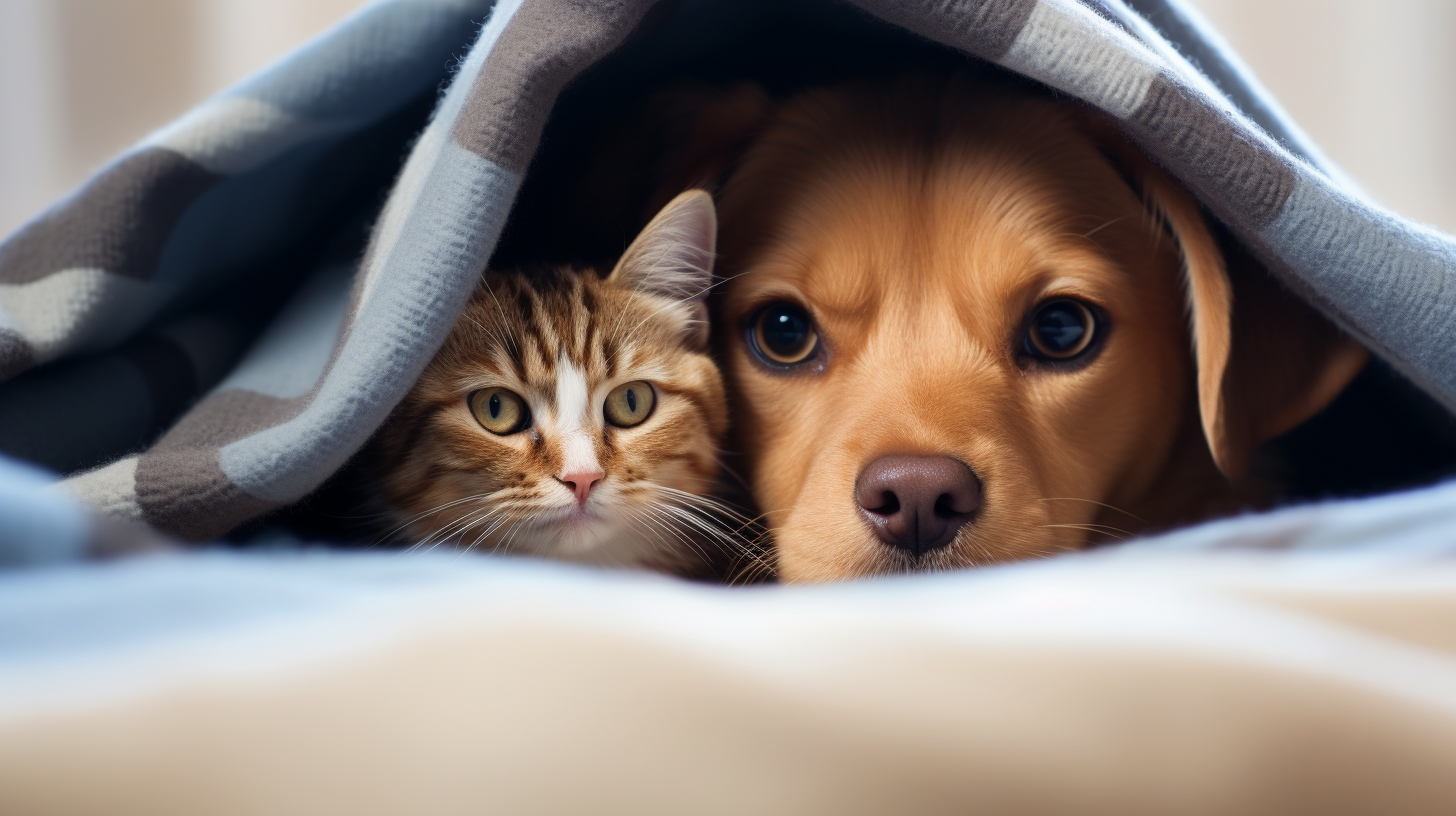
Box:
[469,388,531,435]
[1025,299,1097,361]
[604,381,656,428]
[753,303,819,365]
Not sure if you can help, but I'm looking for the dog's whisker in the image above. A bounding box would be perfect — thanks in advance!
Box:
[1080,215,1127,240]
[1036,497,1147,523]
[1039,523,1132,542]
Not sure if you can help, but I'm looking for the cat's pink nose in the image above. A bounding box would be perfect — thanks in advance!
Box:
[559,469,604,505]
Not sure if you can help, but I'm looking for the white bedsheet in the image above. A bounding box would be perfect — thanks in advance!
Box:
[5,482,1456,814]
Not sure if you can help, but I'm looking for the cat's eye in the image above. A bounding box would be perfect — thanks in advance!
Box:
[1024,299,1098,362]
[468,388,530,435]
[751,302,819,366]
[604,381,656,428]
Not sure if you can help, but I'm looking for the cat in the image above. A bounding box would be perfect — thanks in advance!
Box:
[365,190,754,574]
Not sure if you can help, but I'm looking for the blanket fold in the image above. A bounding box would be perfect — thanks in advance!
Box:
[0,0,1452,540]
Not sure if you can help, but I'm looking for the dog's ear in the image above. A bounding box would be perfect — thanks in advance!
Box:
[1207,233,1369,478]
[564,81,772,258]
[1099,129,1368,479]
[636,81,774,218]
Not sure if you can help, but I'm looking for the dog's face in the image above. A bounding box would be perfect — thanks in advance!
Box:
[708,77,1366,581]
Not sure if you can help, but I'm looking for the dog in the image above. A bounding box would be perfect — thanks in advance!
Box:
[601,71,1367,582]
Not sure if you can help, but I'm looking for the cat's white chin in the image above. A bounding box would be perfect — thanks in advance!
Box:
[533,514,646,566]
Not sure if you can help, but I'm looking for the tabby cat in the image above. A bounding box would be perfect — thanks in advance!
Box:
[367,191,742,572]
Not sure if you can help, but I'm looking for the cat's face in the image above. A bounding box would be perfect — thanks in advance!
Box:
[372,192,729,570]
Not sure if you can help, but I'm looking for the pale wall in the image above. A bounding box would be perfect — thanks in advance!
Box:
[1,0,1452,236]
[1189,0,1456,233]
[0,0,369,237]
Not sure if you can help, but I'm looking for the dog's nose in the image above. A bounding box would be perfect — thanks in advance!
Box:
[855,455,981,556]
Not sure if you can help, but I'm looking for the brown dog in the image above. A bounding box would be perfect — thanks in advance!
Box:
[619,72,1367,582]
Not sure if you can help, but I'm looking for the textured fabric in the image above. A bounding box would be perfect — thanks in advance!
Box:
[3,0,497,536]
[0,453,165,566]
[0,311,249,474]
[5,489,1456,812]
[0,456,90,566]
[0,0,1450,541]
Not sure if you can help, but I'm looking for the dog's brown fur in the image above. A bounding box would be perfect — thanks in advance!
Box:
[628,73,1363,582]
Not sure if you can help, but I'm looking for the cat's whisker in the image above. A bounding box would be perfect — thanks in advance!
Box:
[480,515,521,553]
[648,487,759,528]
[470,520,511,555]
[732,536,779,582]
[649,489,773,555]
[427,503,499,541]
[460,507,516,553]
[465,510,518,553]
[468,520,512,553]
[416,501,511,552]
[476,520,518,556]
[721,536,777,584]
[495,513,540,555]
[725,513,781,583]
[463,507,521,550]
[461,314,511,357]
[660,507,733,554]
[638,504,701,551]
[664,525,724,571]
[393,486,518,544]
[646,501,765,573]
[622,508,688,563]
[642,493,738,537]
[646,484,754,518]
[637,503,723,569]
[389,493,499,548]
[456,513,520,559]
[615,508,659,547]
[661,492,773,538]
[477,283,521,355]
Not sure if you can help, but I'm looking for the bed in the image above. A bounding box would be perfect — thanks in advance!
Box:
[2,0,1455,812]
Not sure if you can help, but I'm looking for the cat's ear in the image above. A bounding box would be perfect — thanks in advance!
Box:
[612,189,716,347]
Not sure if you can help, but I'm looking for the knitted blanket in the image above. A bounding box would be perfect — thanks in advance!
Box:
[1,0,1453,543]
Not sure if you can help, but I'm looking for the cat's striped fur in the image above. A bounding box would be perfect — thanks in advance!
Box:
[367,192,739,572]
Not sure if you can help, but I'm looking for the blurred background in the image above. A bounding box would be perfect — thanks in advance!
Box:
[0,0,1452,238]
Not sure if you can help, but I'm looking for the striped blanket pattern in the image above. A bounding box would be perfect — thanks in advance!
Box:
[1,0,1453,542]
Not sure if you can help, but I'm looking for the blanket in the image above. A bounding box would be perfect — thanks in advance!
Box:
[0,0,1453,543]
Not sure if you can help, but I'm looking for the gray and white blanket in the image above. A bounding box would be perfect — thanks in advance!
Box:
[1,0,1453,545]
